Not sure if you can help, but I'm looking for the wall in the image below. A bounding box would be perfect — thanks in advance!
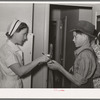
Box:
[79,9,92,22]
[0,3,32,32]
[0,3,33,88]
[32,4,50,88]
[92,4,100,28]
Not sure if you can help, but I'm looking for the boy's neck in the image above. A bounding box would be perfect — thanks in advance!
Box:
[78,40,90,49]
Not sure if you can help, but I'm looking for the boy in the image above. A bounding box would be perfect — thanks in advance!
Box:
[47,20,96,88]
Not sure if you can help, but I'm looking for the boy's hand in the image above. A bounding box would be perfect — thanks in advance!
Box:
[47,60,63,71]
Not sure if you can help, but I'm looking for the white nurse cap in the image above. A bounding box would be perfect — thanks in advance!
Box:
[7,19,21,36]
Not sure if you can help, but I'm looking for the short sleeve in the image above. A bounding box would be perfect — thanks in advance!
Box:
[74,54,90,83]
[77,53,90,77]
[5,51,19,67]
[74,50,96,84]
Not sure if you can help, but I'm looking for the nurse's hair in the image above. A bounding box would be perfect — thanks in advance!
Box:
[6,19,29,38]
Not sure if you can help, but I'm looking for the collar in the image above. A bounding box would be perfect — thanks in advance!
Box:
[74,42,92,56]
[6,40,22,52]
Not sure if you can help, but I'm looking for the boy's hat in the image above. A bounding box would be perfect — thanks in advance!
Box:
[71,20,95,38]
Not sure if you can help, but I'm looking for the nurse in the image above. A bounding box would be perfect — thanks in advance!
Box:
[0,19,49,88]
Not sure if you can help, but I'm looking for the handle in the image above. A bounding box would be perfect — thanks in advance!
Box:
[49,44,53,59]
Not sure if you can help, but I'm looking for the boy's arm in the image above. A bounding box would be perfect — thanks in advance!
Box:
[48,53,92,86]
[59,66,86,86]
[48,60,84,86]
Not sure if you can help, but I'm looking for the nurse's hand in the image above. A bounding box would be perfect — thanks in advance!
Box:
[38,55,50,62]
[47,60,63,71]
[36,54,50,66]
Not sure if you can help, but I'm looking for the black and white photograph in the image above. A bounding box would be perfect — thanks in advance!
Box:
[0,2,99,88]
[0,1,100,98]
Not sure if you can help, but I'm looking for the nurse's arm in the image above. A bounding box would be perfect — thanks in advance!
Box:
[9,55,49,77]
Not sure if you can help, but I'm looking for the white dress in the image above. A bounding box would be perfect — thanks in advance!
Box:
[0,40,23,88]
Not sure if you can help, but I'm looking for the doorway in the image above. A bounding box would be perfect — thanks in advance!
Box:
[48,4,92,88]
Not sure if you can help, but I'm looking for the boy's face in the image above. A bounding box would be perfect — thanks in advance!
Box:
[73,31,87,48]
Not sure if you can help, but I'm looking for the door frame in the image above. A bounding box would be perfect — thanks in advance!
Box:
[32,4,50,88]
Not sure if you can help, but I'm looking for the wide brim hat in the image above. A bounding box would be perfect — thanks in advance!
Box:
[70,20,95,38]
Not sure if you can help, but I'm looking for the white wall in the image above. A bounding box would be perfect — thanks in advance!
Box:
[79,9,92,23]
[0,3,33,88]
[0,3,32,32]
[32,4,50,88]
[92,4,100,28]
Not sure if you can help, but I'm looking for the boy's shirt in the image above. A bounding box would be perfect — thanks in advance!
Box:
[73,43,96,87]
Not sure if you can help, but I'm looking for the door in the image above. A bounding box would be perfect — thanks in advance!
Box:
[53,16,68,88]
[60,16,67,67]
[47,16,68,88]
[47,21,57,88]
[55,16,72,88]
[59,16,68,87]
